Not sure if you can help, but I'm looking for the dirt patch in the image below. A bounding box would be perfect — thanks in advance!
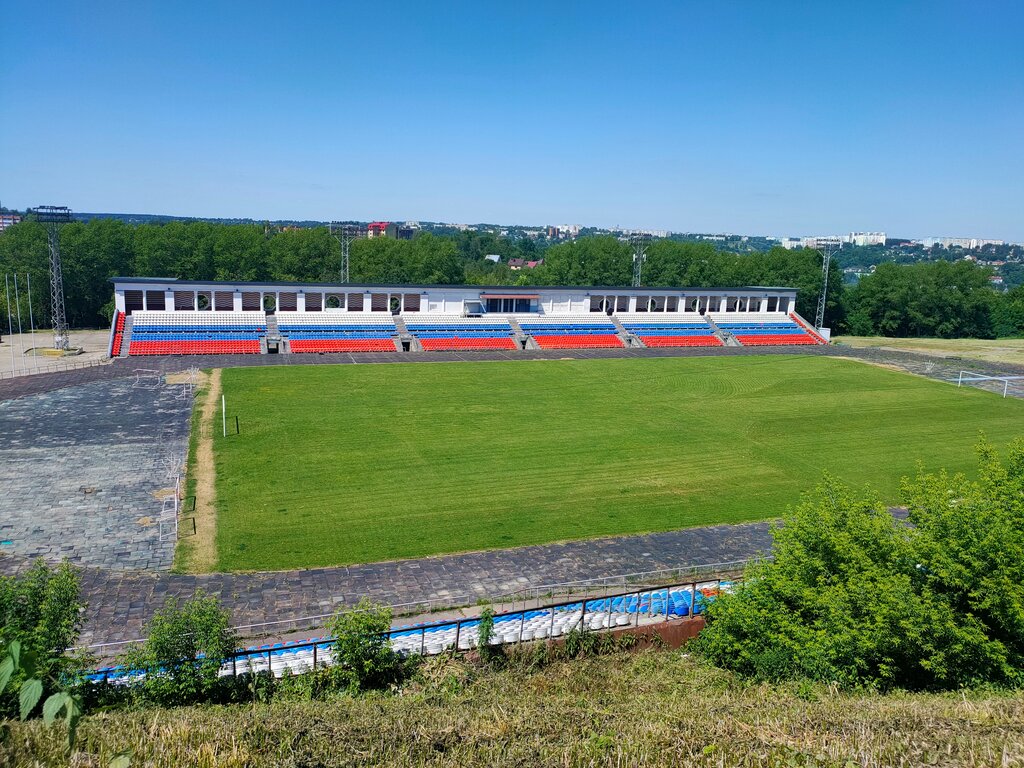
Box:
[165,370,210,387]
[180,368,221,572]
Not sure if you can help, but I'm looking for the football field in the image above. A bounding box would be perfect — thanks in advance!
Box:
[207,356,1024,571]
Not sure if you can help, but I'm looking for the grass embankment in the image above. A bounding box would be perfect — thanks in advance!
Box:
[209,356,1024,571]
[836,335,1024,367]
[5,651,1023,766]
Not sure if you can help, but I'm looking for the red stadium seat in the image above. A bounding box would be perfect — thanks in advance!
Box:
[419,337,517,351]
[532,335,624,349]
[788,313,828,344]
[733,334,818,346]
[289,339,396,353]
[639,336,723,348]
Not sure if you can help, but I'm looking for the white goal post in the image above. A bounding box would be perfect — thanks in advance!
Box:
[957,370,1024,398]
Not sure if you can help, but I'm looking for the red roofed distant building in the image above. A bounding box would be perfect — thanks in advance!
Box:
[509,258,544,271]
[0,213,21,231]
[367,221,393,238]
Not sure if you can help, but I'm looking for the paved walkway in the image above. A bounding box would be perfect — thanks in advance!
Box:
[0,521,773,645]
[0,378,191,571]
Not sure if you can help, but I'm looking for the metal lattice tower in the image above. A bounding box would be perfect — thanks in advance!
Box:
[814,243,834,330]
[31,206,73,350]
[329,222,359,283]
[630,233,650,288]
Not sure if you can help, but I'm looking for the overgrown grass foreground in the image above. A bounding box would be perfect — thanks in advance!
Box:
[211,355,1024,570]
[4,650,1023,767]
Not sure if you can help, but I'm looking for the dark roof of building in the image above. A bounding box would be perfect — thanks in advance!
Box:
[109,277,798,293]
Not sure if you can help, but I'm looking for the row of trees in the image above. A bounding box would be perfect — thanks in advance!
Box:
[2,218,1022,337]
[843,260,1024,338]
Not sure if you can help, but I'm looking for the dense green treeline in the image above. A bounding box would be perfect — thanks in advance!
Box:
[0,220,839,328]
[1,218,1020,338]
[844,260,1024,339]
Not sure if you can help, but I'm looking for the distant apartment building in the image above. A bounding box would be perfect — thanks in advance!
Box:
[849,232,886,246]
[508,258,544,270]
[0,213,22,231]
[781,232,886,249]
[367,221,393,239]
[366,222,413,240]
[920,237,1005,249]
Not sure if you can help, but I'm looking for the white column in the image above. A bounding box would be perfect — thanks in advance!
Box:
[164,290,175,312]
[297,293,306,312]
[233,292,243,312]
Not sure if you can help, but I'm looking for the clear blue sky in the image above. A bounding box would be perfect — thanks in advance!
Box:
[2,1,1022,240]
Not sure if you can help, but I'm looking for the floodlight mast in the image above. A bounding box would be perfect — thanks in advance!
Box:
[630,233,650,288]
[329,221,359,283]
[814,243,834,330]
[30,206,73,350]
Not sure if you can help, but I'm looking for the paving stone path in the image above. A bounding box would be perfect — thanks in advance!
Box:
[0,521,774,645]
[0,378,191,571]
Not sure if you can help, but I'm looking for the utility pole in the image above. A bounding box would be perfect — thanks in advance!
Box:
[814,243,834,330]
[30,206,73,350]
[630,233,650,288]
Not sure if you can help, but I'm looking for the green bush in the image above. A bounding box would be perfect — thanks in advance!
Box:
[119,591,237,707]
[0,560,84,718]
[695,439,1024,690]
[325,599,406,693]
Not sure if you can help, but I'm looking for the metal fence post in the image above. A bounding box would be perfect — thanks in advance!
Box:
[420,627,426,655]
[312,643,318,669]
[454,620,461,652]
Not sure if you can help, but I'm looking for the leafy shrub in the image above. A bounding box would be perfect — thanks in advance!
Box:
[325,599,406,693]
[476,606,496,661]
[695,439,1024,690]
[119,591,237,707]
[1,639,83,751]
[0,560,84,718]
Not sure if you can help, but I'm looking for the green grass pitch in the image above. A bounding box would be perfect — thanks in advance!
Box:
[209,356,1024,571]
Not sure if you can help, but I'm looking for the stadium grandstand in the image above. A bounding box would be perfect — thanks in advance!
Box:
[107,278,827,357]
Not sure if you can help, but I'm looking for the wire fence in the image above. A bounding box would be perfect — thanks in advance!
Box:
[0,355,114,381]
[79,557,763,657]
[92,576,732,682]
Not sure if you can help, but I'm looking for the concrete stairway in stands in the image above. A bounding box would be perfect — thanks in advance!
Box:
[608,314,645,348]
[506,316,536,350]
[118,316,133,357]
[392,316,421,352]
[264,315,280,353]
[704,315,740,347]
